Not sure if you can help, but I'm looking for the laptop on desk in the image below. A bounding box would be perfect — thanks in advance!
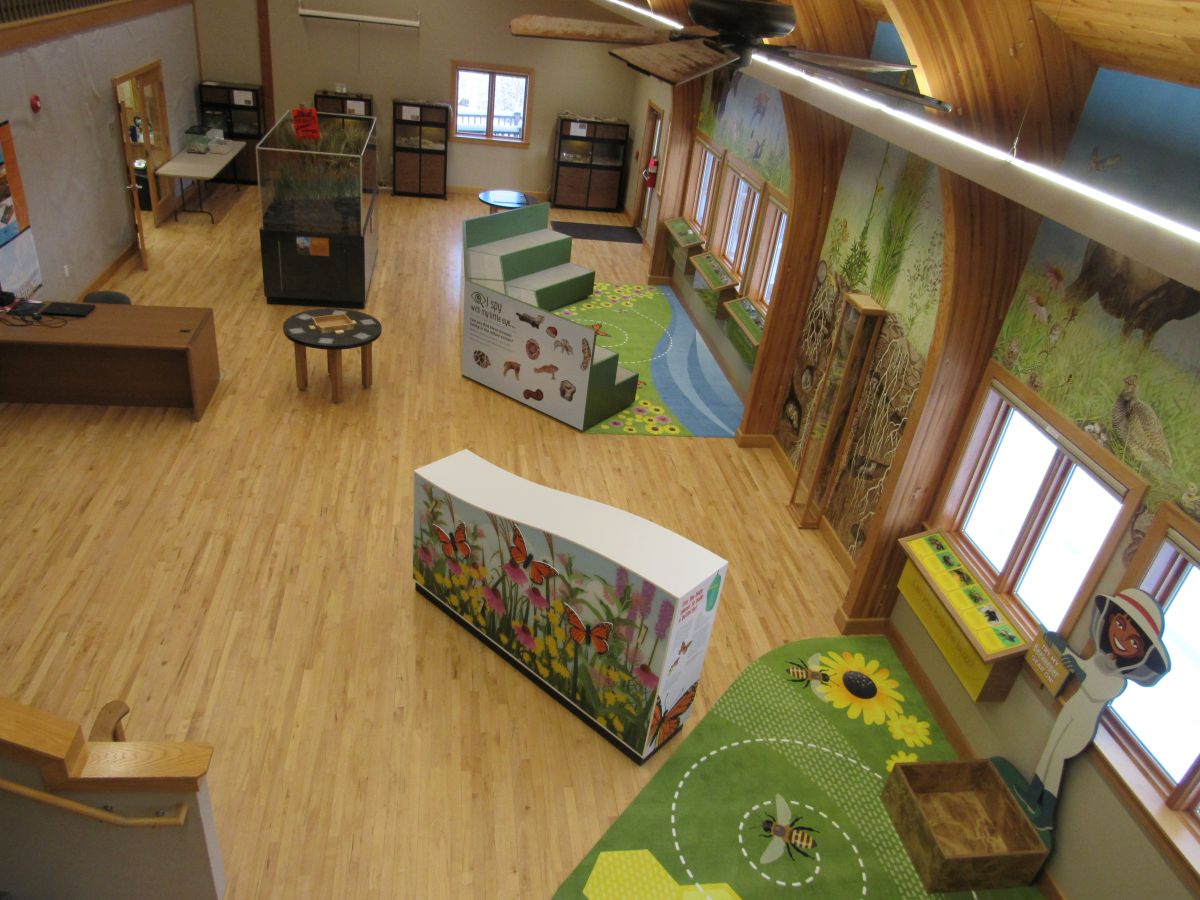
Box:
[40,302,94,317]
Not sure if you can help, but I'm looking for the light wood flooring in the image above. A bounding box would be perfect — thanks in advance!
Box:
[0,184,848,898]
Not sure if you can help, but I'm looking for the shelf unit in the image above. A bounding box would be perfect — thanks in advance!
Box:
[392,100,449,199]
[314,90,373,118]
[198,81,264,184]
[551,116,628,211]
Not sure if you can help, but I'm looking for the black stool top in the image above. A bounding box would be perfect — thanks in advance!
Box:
[283,308,382,349]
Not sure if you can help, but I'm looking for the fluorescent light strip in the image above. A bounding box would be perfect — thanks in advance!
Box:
[753,52,1200,247]
[598,0,683,30]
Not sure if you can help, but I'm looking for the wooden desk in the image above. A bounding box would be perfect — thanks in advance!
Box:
[157,142,247,222]
[0,305,220,420]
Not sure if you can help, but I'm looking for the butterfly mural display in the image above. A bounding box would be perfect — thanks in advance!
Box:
[509,524,557,585]
[412,456,727,761]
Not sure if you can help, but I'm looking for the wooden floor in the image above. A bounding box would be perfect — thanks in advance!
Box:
[0,185,848,898]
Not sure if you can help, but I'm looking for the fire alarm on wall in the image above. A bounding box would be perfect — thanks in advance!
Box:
[30,95,41,113]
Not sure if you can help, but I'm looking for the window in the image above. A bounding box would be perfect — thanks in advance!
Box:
[452,63,530,145]
[742,197,788,310]
[1095,503,1200,878]
[685,141,719,235]
[710,163,762,278]
[940,362,1145,637]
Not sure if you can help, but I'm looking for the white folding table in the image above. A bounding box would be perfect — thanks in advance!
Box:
[155,140,247,223]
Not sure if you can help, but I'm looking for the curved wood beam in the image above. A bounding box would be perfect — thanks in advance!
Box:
[739,1,876,437]
[839,0,1096,626]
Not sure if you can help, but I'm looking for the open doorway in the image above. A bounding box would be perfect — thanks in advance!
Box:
[634,103,664,241]
[113,61,173,268]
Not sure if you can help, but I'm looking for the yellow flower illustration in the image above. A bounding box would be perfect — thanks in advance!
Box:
[611,717,624,733]
[551,660,570,679]
[887,714,932,748]
[536,662,550,678]
[886,750,919,772]
[818,651,905,725]
[414,570,426,586]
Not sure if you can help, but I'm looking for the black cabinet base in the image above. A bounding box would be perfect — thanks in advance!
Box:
[260,212,378,308]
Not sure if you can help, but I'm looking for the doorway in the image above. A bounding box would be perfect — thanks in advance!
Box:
[634,103,664,241]
[113,61,173,268]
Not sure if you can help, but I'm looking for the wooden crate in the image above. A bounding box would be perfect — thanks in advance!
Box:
[881,760,1048,892]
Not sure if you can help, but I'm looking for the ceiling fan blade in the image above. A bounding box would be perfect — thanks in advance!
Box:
[610,41,739,86]
[770,45,915,75]
[510,14,667,45]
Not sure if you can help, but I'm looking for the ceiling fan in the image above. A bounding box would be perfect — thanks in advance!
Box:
[511,0,951,112]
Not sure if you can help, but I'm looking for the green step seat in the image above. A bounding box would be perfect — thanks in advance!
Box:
[583,348,638,429]
[464,229,573,284]
[506,263,596,311]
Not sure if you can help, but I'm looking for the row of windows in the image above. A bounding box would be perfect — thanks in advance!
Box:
[683,138,788,312]
[943,362,1200,829]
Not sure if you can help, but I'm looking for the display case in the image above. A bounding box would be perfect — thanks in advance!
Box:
[257,112,379,308]
[198,81,264,184]
[314,90,373,118]
[392,100,449,198]
[789,291,885,527]
[551,116,629,211]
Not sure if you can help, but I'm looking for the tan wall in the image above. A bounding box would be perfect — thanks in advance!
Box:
[255,0,641,196]
[194,0,260,84]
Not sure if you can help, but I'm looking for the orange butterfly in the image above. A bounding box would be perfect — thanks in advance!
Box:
[648,682,698,750]
[434,522,471,559]
[565,603,613,655]
[508,524,558,585]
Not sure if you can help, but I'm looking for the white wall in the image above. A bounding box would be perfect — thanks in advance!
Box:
[0,4,199,299]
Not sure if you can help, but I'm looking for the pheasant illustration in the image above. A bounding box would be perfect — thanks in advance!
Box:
[1111,375,1171,466]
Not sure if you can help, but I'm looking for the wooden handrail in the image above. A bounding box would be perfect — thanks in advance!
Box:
[0,776,188,827]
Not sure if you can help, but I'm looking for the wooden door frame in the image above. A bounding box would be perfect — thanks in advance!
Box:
[633,102,664,238]
[112,60,174,229]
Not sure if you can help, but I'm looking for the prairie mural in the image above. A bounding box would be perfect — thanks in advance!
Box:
[995,70,1200,538]
[777,128,944,559]
[698,70,790,194]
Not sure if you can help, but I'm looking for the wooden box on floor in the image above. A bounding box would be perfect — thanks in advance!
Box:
[881,760,1048,892]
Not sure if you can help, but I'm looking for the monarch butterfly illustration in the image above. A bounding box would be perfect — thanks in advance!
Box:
[508,524,558,585]
[565,603,613,655]
[647,682,698,751]
[433,523,471,560]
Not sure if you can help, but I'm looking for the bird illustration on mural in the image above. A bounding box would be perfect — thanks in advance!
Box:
[1111,375,1171,467]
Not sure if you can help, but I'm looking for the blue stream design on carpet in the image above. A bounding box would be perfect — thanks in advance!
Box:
[652,286,744,437]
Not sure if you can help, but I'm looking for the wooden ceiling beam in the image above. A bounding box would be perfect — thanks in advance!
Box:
[740,1,875,437]
[839,0,1097,625]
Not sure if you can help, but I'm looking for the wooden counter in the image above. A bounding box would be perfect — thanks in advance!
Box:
[0,304,220,420]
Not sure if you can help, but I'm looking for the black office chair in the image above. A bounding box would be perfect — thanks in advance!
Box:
[84,290,132,305]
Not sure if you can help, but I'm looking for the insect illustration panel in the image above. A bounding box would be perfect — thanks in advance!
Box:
[413,469,728,760]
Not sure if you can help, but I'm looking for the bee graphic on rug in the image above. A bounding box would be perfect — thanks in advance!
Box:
[760,794,818,863]
[516,311,544,328]
[785,660,830,689]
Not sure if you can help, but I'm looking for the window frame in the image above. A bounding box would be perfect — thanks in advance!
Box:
[450,61,532,148]
[683,137,720,238]
[709,159,763,279]
[1092,502,1200,886]
[935,360,1147,640]
[742,191,789,312]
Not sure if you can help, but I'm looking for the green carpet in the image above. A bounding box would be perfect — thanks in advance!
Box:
[555,636,1042,899]
[557,283,743,437]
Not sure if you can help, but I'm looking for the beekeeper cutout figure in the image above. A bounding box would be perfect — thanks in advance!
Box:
[1023,588,1170,827]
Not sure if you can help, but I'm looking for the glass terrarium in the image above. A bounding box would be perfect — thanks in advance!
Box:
[258,111,377,235]
[257,111,380,307]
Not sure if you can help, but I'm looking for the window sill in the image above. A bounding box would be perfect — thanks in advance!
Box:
[450,135,529,150]
[1092,719,1200,893]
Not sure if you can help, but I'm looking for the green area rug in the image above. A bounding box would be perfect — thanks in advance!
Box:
[555,635,1042,899]
[557,283,744,437]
